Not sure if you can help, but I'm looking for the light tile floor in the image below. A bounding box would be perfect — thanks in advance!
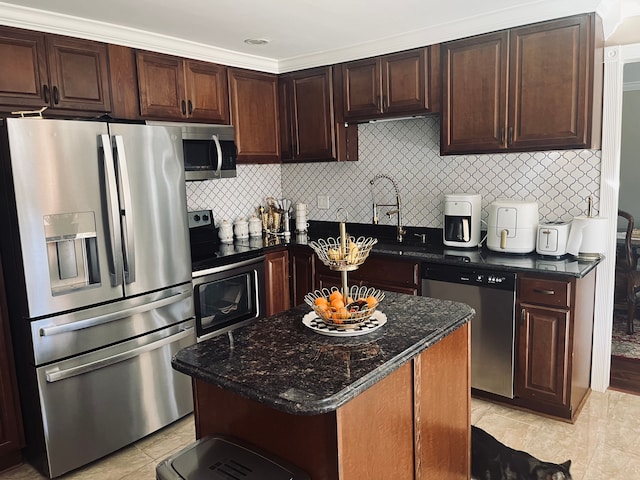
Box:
[1,389,639,479]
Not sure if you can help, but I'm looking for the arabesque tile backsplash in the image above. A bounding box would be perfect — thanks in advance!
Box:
[186,116,601,228]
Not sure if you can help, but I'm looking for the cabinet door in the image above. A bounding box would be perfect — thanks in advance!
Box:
[291,247,315,307]
[441,31,509,154]
[0,26,48,108]
[108,44,140,120]
[342,57,381,119]
[265,250,290,316]
[382,48,428,116]
[185,60,230,123]
[0,254,24,470]
[516,304,570,407]
[46,35,111,112]
[136,51,186,119]
[289,67,334,161]
[228,68,280,163]
[278,76,294,161]
[508,15,591,150]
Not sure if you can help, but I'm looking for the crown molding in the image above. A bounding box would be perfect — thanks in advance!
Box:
[0,2,280,72]
[0,1,601,74]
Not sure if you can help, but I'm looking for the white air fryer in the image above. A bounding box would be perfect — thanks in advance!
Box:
[443,193,481,248]
[486,199,539,253]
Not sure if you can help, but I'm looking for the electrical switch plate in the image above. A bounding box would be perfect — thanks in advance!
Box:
[317,195,329,210]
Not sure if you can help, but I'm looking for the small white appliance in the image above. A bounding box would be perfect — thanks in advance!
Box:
[443,193,482,248]
[566,216,608,259]
[536,221,571,257]
[487,199,539,253]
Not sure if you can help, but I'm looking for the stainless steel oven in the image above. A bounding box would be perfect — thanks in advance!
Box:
[189,210,266,341]
[193,257,266,341]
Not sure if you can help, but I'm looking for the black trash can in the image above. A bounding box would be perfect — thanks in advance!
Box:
[156,435,310,480]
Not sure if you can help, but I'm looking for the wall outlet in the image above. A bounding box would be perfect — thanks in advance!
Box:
[317,195,330,210]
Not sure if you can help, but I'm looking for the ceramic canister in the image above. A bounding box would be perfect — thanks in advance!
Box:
[218,219,233,243]
[248,215,262,236]
[233,218,249,239]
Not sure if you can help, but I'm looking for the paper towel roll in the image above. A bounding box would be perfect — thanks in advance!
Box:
[566,216,608,258]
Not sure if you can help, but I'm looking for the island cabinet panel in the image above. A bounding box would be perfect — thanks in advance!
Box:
[513,272,595,421]
[416,322,470,479]
[0,26,111,114]
[136,51,230,123]
[341,46,440,122]
[264,249,291,316]
[0,254,24,472]
[316,254,420,295]
[192,323,470,480]
[228,68,280,163]
[441,13,602,155]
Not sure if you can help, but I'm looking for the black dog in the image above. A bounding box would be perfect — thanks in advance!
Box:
[472,425,572,480]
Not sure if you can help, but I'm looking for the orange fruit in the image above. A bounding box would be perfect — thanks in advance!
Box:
[365,296,377,309]
[314,297,329,307]
[330,298,345,309]
[329,290,342,302]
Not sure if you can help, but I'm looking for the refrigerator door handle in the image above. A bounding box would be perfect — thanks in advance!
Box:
[212,133,222,177]
[38,289,192,337]
[100,134,123,286]
[44,326,194,383]
[113,135,136,284]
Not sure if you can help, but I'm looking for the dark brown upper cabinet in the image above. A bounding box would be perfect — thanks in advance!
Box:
[279,66,357,163]
[341,46,440,122]
[228,68,280,164]
[0,26,111,113]
[441,13,603,155]
[136,50,229,123]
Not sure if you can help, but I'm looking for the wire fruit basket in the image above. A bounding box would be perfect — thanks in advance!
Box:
[304,209,383,329]
[304,286,385,327]
[309,236,377,271]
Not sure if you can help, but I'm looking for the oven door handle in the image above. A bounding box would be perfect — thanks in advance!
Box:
[38,289,191,337]
[44,326,194,383]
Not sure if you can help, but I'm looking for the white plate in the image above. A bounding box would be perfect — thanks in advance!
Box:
[302,310,387,336]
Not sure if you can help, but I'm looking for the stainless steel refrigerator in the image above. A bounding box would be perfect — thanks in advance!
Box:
[0,118,195,478]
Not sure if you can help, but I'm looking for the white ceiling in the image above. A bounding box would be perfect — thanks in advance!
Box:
[0,0,637,73]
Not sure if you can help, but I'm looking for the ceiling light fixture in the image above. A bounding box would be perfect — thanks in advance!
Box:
[244,38,269,46]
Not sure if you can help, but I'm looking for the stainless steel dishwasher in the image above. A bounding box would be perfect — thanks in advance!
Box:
[421,263,516,399]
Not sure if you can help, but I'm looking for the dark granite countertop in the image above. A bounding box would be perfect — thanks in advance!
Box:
[198,221,600,278]
[172,291,473,415]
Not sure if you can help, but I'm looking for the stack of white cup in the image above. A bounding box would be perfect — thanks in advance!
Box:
[295,203,308,232]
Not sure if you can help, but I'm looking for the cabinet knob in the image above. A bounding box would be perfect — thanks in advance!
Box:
[188,100,193,115]
[53,86,59,105]
[181,100,186,115]
[499,127,505,145]
[43,84,50,104]
[533,288,555,295]
[507,127,513,146]
[521,309,526,325]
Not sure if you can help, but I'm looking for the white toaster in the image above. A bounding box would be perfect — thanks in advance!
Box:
[536,221,571,257]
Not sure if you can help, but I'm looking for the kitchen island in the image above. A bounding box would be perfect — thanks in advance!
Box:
[172,291,473,479]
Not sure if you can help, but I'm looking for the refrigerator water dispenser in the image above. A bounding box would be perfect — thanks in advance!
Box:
[44,212,100,295]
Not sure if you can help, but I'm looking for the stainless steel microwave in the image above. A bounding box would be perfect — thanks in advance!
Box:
[147,122,237,180]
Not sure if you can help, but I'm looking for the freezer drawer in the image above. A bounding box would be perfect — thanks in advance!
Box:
[31,284,193,365]
[35,321,195,478]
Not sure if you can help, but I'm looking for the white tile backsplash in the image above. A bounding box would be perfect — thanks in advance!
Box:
[186,116,601,228]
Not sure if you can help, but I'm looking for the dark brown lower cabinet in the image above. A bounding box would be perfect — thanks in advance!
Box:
[264,249,291,316]
[315,253,420,295]
[0,254,24,472]
[513,272,595,421]
[289,245,315,307]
